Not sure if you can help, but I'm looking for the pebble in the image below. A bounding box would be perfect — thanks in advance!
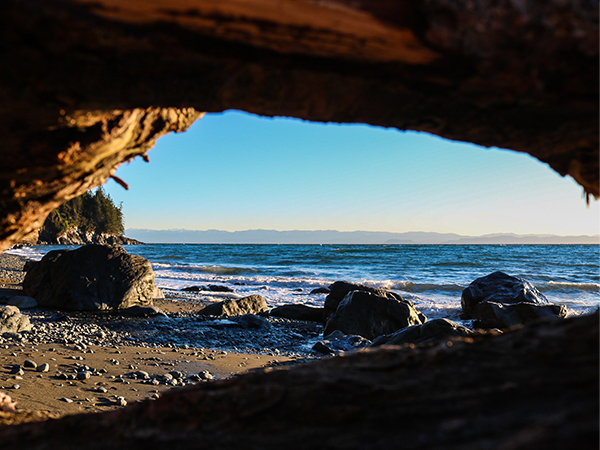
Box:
[115,396,127,406]
[169,370,184,379]
[23,359,37,369]
[96,387,108,393]
[61,397,74,403]
[77,371,92,380]
[10,366,24,376]
[199,370,214,380]
[37,363,50,372]
[134,370,150,380]
[12,384,20,389]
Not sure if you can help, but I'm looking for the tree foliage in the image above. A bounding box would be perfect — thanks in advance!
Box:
[43,187,124,236]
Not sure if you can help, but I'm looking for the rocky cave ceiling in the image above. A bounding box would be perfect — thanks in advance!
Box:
[0,0,598,251]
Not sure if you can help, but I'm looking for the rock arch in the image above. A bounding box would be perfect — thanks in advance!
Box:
[0,0,597,251]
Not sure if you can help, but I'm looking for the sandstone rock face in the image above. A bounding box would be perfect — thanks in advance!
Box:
[23,245,155,311]
[371,318,474,347]
[0,305,32,334]
[324,290,426,340]
[198,295,268,317]
[324,281,411,324]
[270,304,324,322]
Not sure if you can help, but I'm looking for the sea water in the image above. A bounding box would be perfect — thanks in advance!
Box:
[8,244,599,323]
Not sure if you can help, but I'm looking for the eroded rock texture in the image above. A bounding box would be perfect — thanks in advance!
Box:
[0,314,597,449]
[0,0,598,251]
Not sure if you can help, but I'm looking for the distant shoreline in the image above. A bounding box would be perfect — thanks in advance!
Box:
[128,242,599,246]
[121,228,600,246]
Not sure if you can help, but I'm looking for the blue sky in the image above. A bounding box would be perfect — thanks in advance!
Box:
[104,110,599,236]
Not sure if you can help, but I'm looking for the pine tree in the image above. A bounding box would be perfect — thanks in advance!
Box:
[42,187,124,236]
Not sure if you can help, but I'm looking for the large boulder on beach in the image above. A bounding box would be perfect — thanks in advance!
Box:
[198,295,268,317]
[471,301,567,329]
[324,281,412,324]
[371,319,474,347]
[23,244,156,311]
[270,304,323,322]
[0,305,32,334]
[324,290,426,340]
[461,271,566,328]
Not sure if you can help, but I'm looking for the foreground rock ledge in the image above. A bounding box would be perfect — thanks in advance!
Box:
[0,314,597,449]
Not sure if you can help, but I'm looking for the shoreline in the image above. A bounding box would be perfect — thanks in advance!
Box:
[0,253,321,420]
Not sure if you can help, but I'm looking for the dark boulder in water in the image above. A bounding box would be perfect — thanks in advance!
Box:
[324,281,413,324]
[182,285,234,293]
[461,271,549,317]
[371,318,474,347]
[198,295,268,317]
[309,287,330,295]
[181,286,203,292]
[207,285,234,293]
[324,290,426,340]
[23,245,156,311]
[270,304,323,322]
[461,271,566,328]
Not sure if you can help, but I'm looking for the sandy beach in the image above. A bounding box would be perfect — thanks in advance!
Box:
[0,253,316,422]
[1,342,298,417]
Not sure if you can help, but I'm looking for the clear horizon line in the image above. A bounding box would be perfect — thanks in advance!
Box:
[125,228,600,238]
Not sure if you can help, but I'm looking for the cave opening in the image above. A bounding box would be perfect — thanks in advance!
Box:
[99,110,599,243]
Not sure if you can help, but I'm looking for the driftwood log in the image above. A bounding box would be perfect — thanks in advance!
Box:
[0,314,597,449]
[0,0,598,251]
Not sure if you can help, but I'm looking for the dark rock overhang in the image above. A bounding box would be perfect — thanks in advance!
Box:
[0,0,598,251]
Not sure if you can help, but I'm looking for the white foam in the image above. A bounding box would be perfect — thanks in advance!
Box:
[4,247,46,260]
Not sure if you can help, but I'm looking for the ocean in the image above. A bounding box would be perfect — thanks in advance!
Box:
[8,244,599,324]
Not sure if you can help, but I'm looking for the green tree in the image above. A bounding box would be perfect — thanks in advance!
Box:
[42,187,124,236]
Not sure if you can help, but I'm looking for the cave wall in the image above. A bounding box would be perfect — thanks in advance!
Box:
[0,0,598,251]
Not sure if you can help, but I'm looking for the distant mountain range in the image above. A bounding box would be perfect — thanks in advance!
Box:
[126,229,600,245]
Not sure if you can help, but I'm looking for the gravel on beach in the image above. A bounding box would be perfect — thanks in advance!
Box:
[0,253,28,285]
[0,251,323,357]
[0,250,324,419]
